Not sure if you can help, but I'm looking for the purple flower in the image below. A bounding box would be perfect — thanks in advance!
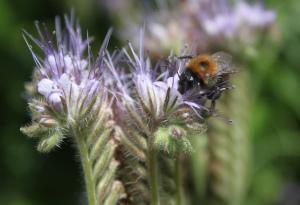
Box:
[195,0,276,40]
[102,0,276,54]
[106,30,208,128]
[235,2,276,27]
[202,13,237,38]
[23,14,112,122]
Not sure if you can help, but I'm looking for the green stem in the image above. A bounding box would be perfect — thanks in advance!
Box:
[175,156,183,205]
[148,140,160,205]
[75,132,97,205]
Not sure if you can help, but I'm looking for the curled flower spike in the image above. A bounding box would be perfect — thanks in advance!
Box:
[21,14,125,205]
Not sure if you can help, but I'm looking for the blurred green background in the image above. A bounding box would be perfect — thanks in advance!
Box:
[0,1,112,205]
[0,0,300,205]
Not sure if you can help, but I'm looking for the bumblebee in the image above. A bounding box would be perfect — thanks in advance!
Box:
[178,52,235,114]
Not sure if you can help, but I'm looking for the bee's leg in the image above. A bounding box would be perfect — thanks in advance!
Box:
[177,55,194,60]
[220,85,235,92]
[208,88,221,114]
[209,85,235,110]
[209,100,216,114]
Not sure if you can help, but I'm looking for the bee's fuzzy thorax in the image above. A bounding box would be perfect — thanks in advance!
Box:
[186,54,217,81]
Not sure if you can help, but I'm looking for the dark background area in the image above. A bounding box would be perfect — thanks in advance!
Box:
[1,0,300,205]
[0,1,113,204]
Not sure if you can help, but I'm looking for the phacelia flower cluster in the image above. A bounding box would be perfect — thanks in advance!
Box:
[21,11,236,156]
[108,40,197,121]
[21,15,113,152]
[23,15,112,125]
[21,13,237,205]
[189,0,276,43]
[105,31,224,157]
[21,15,124,205]
[102,0,276,54]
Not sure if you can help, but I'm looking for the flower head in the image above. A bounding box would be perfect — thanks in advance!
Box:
[102,0,276,54]
[106,30,210,142]
[23,15,112,125]
[194,0,276,40]
[235,2,276,27]
[21,14,113,152]
[101,0,188,54]
[21,15,128,205]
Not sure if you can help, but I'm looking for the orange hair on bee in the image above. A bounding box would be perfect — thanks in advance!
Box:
[186,54,217,81]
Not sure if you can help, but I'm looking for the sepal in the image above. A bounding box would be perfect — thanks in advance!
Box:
[37,129,64,153]
[20,123,48,138]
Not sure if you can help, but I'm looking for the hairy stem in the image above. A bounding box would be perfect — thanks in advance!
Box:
[175,156,183,205]
[75,132,97,205]
[148,139,160,205]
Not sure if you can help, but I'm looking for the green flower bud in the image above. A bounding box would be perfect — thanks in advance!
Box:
[154,125,193,156]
